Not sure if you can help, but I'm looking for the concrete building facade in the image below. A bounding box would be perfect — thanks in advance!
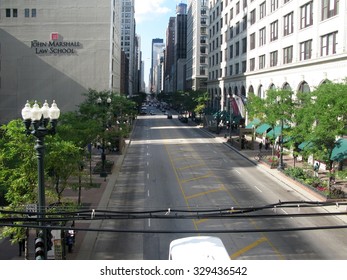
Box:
[208,0,347,123]
[186,0,209,92]
[121,0,136,96]
[0,0,122,124]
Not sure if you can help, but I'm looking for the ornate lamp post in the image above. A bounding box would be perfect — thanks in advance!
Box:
[97,96,111,179]
[21,100,60,260]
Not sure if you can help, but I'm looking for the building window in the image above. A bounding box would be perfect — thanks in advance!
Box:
[259,2,266,19]
[250,58,255,71]
[236,41,240,56]
[25,9,30,18]
[13,9,18,17]
[250,33,256,50]
[236,21,240,35]
[322,0,339,20]
[242,16,247,31]
[6,9,11,17]
[230,45,234,58]
[283,46,293,64]
[270,20,278,41]
[242,37,247,53]
[270,51,278,67]
[300,39,312,60]
[259,55,266,69]
[300,1,313,29]
[259,27,266,46]
[32,9,37,17]
[283,12,294,36]
[242,61,247,73]
[321,31,337,56]
[235,63,239,74]
[250,9,256,25]
[229,65,233,76]
[271,0,279,12]
[236,1,240,14]
[230,26,234,39]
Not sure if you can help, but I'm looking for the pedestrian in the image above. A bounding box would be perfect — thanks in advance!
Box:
[241,135,246,149]
[258,141,263,151]
[313,162,320,177]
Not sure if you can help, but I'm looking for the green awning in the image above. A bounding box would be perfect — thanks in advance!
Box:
[266,125,290,139]
[331,138,347,162]
[298,141,314,150]
[245,118,261,129]
[255,123,271,134]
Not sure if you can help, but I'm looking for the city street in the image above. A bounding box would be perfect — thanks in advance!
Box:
[75,109,347,260]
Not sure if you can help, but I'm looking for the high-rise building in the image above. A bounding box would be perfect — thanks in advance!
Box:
[208,0,347,124]
[174,3,188,91]
[0,0,122,124]
[164,17,176,93]
[186,0,209,91]
[121,0,136,96]
[150,38,165,94]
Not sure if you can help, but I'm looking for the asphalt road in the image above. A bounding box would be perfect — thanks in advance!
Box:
[85,110,347,260]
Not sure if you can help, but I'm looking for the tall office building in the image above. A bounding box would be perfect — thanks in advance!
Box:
[121,0,136,96]
[164,17,176,93]
[208,0,347,123]
[150,38,165,94]
[174,3,188,91]
[0,0,122,124]
[186,0,209,91]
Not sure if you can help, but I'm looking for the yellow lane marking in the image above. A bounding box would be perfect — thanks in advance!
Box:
[165,145,199,231]
[185,187,226,200]
[180,172,214,183]
[230,237,268,259]
[178,163,206,170]
[194,219,208,225]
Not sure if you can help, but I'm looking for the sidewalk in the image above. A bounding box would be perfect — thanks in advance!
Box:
[204,126,347,199]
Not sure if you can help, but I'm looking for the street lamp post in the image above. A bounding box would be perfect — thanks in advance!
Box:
[97,96,111,179]
[21,100,60,260]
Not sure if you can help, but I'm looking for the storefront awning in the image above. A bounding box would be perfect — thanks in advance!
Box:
[245,118,261,129]
[255,123,271,134]
[298,141,314,150]
[331,138,347,162]
[266,125,289,139]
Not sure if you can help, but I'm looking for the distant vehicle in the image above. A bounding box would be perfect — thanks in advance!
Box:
[150,110,156,115]
[178,115,188,123]
[167,113,172,119]
[169,236,230,260]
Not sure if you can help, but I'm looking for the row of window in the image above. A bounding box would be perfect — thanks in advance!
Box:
[209,0,339,51]
[208,30,337,80]
[209,0,339,57]
[4,8,37,18]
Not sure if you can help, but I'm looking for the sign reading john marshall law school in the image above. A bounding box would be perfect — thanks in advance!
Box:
[31,40,81,55]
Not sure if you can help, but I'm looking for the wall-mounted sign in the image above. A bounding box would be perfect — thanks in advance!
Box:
[31,40,82,55]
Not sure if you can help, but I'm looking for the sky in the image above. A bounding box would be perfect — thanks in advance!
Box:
[134,0,187,89]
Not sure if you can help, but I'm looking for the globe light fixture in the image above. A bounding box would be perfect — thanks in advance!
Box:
[21,100,60,260]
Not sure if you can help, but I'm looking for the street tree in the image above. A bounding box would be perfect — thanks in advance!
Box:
[293,81,347,171]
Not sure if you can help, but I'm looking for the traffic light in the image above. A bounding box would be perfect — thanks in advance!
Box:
[35,232,45,260]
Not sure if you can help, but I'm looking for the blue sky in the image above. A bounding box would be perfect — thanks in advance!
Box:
[135,0,186,88]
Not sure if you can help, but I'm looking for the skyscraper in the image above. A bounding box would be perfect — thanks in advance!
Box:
[150,38,165,94]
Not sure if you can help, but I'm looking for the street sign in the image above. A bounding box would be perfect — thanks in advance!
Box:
[26,204,37,218]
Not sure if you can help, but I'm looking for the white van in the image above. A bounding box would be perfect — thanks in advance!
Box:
[168,236,230,260]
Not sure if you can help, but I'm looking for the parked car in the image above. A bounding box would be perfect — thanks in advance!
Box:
[167,113,172,119]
